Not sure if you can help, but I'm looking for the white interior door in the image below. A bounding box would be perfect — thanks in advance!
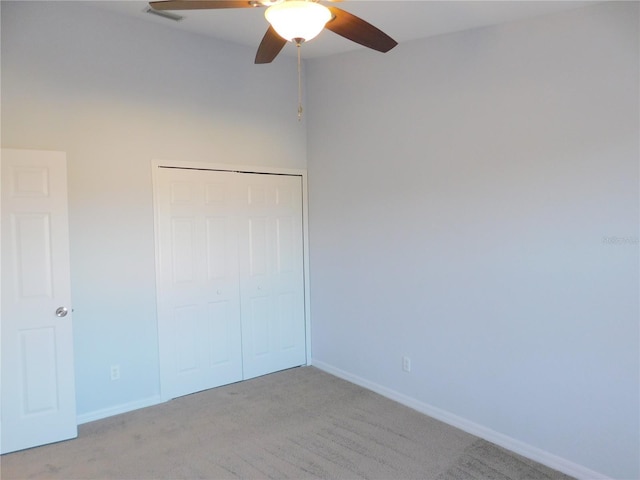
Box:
[1,149,77,454]
[155,168,243,400]
[239,173,306,379]
[155,166,307,399]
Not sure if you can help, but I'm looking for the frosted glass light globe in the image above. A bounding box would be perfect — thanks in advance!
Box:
[265,1,332,43]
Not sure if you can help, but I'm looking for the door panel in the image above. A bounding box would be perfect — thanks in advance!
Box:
[240,174,306,380]
[249,296,271,356]
[208,301,232,365]
[171,218,197,284]
[174,305,199,373]
[21,328,59,413]
[13,213,54,297]
[277,293,297,350]
[156,168,243,400]
[205,217,227,279]
[1,149,77,454]
[248,217,268,277]
[276,217,294,273]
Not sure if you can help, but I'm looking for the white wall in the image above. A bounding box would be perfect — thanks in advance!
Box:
[1,1,306,418]
[306,2,639,479]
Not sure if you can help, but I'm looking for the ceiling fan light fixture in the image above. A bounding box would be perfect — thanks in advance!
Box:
[265,1,332,43]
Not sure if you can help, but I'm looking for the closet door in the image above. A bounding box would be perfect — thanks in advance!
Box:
[156,168,243,400]
[155,167,307,399]
[239,173,306,379]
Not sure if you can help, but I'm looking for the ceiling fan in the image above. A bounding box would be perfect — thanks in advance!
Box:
[147,0,398,64]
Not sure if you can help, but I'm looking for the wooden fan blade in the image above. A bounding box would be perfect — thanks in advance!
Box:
[149,1,257,11]
[325,6,397,53]
[255,26,287,64]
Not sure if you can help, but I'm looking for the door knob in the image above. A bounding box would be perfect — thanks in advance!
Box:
[55,307,68,317]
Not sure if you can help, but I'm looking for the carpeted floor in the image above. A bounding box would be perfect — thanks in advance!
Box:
[1,367,573,479]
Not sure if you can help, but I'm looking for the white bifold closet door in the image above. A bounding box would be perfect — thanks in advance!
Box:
[238,172,306,380]
[155,167,306,400]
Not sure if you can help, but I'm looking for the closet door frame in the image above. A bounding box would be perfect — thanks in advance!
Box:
[151,160,312,392]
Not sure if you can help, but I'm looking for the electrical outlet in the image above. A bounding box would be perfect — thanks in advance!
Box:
[110,365,120,381]
[402,356,411,373]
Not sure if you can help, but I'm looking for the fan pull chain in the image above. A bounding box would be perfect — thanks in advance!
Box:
[297,42,303,121]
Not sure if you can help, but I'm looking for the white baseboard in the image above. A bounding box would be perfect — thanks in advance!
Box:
[77,395,163,425]
[311,360,611,480]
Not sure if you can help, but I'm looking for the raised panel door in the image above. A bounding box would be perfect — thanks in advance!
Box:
[156,168,242,400]
[239,174,306,379]
[1,149,77,453]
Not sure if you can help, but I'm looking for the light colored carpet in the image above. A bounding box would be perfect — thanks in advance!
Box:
[1,367,573,479]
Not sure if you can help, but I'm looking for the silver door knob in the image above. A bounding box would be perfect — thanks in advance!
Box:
[55,307,68,317]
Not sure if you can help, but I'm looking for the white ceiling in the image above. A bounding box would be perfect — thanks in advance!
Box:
[94,0,597,60]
